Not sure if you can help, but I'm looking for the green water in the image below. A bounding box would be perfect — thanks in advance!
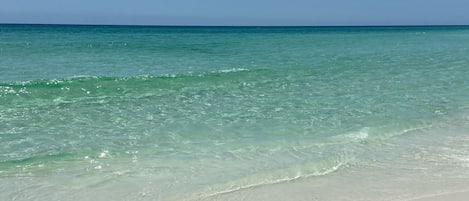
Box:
[1,25,469,200]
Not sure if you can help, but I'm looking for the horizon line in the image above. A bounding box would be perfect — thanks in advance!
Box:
[1,22,469,28]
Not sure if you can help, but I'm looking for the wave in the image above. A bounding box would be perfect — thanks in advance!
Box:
[0,68,265,108]
[175,155,349,201]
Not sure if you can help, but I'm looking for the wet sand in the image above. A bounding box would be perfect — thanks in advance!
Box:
[185,125,469,201]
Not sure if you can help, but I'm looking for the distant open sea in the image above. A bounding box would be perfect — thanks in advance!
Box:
[1,24,469,201]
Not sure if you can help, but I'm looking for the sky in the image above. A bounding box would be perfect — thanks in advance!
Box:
[1,0,469,26]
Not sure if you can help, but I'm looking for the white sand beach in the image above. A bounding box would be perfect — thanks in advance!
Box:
[183,126,469,201]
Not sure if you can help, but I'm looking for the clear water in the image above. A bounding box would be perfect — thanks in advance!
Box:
[1,25,469,200]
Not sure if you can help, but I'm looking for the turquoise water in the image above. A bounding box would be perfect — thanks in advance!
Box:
[1,25,469,200]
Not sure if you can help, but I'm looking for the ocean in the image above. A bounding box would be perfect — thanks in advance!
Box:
[1,25,469,201]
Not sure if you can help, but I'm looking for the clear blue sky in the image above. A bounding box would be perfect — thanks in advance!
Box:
[1,0,468,26]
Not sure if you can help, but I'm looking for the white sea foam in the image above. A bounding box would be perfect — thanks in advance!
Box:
[216,68,249,73]
[344,127,369,140]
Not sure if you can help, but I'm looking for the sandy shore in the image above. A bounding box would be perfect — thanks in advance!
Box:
[3,126,468,201]
[186,168,469,201]
[181,126,469,201]
[408,191,469,201]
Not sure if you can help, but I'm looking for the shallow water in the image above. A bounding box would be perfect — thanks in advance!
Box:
[1,25,469,200]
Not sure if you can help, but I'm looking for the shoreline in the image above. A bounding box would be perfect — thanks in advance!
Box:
[180,125,469,201]
[1,124,468,201]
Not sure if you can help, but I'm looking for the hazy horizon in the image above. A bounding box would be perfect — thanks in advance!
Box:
[1,0,469,26]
